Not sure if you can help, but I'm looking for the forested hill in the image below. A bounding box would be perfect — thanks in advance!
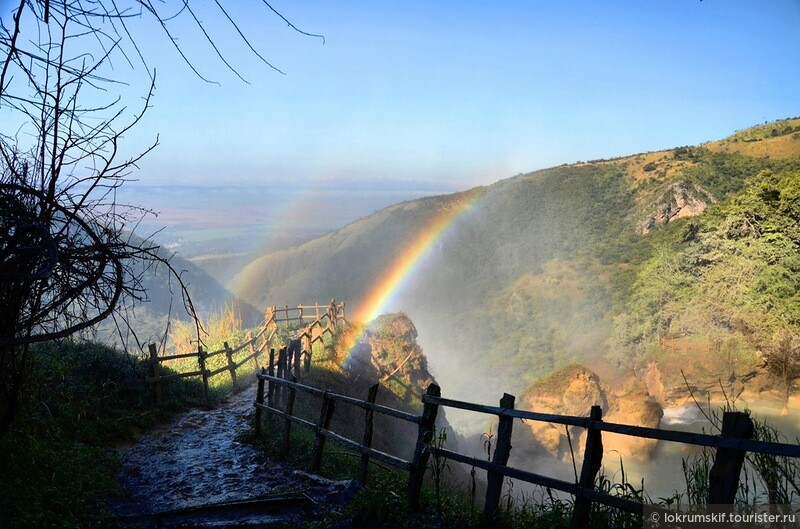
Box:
[226,118,800,405]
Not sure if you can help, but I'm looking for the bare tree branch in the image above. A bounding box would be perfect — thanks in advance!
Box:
[1,0,323,436]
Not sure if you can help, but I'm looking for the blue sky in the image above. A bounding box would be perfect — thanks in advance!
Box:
[113,0,800,190]
[3,1,800,192]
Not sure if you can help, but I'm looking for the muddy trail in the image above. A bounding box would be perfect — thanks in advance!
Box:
[108,384,358,528]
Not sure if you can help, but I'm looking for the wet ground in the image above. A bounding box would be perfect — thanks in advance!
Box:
[108,384,357,528]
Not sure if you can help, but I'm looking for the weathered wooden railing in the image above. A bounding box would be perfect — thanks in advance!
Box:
[253,376,800,526]
[424,392,800,527]
[254,371,421,487]
[146,322,274,403]
[265,300,346,328]
[266,300,347,371]
[145,301,347,403]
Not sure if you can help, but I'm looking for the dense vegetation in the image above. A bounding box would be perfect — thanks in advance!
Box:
[227,118,800,402]
[611,165,800,366]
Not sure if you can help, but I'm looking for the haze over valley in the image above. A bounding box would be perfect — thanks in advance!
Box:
[123,118,800,497]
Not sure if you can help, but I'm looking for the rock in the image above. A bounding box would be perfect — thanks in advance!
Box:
[637,182,715,235]
[640,362,668,407]
[347,313,437,401]
[519,364,662,462]
[604,372,663,460]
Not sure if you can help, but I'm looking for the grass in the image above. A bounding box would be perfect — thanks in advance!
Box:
[248,322,800,528]
[0,309,269,528]
[0,340,217,528]
[252,406,655,529]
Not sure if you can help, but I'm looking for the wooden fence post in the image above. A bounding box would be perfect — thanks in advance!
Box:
[198,345,210,406]
[255,367,266,437]
[285,346,292,381]
[484,393,515,519]
[277,347,287,405]
[483,393,515,519]
[248,331,259,371]
[224,341,238,392]
[359,383,380,485]
[265,306,275,329]
[310,391,336,472]
[267,348,276,416]
[283,376,297,455]
[293,343,302,379]
[287,339,301,380]
[570,405,604,529]
[408,383,441,509]
[148,343,162,404]
[708,411,754,504]
[302,332,312,373]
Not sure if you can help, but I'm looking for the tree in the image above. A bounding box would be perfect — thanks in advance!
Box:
[761,329,800,416]
[0,0,321,436]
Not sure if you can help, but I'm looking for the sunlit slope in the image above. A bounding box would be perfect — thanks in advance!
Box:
[229,118,800,402]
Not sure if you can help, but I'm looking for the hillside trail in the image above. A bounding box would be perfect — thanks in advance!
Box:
[108,383,358,528]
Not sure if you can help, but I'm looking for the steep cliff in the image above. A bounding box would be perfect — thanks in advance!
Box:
[519,364,663,462]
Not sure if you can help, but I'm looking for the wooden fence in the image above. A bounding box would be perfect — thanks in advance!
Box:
[266,300,347,368]
[253,376,800,527]
[145,301,347,402]
[266,299,347,327]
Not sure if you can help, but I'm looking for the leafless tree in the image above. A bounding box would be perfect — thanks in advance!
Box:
[0,0,322,436]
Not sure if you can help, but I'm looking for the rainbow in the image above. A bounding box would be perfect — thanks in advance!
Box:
[341,191,479,355]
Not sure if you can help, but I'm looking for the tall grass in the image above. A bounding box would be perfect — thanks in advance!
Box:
[677,401,800,508]
[0,340,211,528]
[163,303,273,394]
[167,303,249,356]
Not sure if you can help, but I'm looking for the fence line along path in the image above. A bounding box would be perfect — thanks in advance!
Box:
[253,371,800,527]
[145,300,347,403]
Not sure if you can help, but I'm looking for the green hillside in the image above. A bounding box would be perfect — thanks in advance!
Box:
[94,242,262,347]
[227,118,800,404]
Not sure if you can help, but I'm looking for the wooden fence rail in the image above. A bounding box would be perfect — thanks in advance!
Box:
[265,300,346,327]
[252,375,800,527]
[145,301,347,403]
[254,372,419,485]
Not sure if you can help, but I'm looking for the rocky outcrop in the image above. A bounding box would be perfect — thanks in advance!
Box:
[640,362,669,406]
[637,182,715,234]
[519,364,662,462]
[341,313,454,457]
[640,357,764,409]
[343,313,437,406]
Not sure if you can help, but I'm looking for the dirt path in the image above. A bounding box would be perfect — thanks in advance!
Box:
[108,384,356,527]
